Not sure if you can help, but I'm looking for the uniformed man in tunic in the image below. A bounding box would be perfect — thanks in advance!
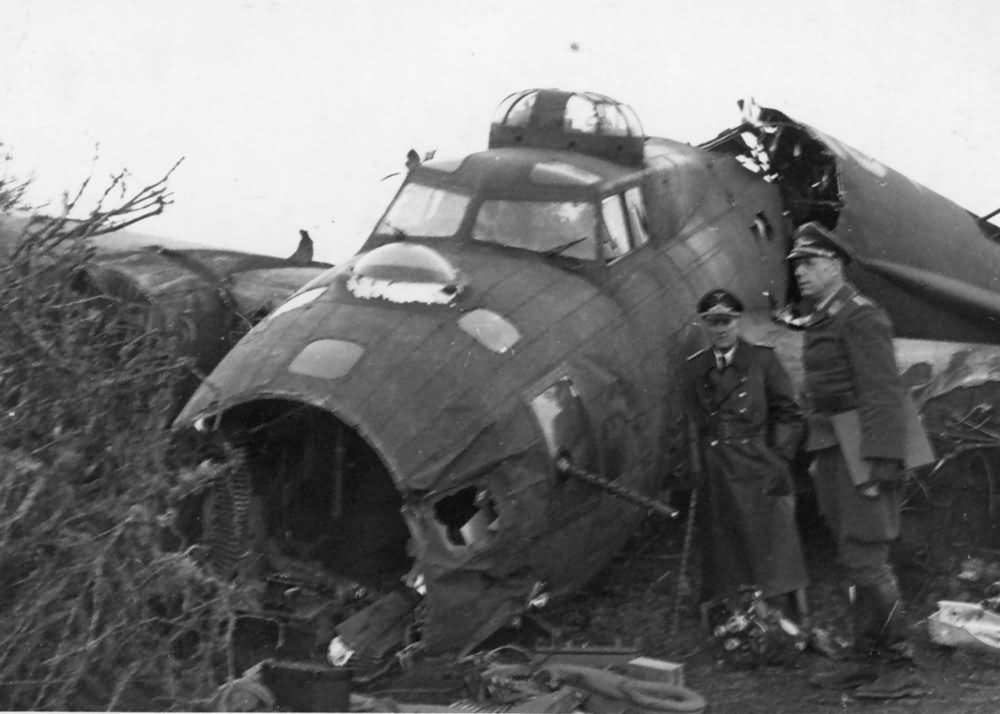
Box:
[684,289,808,618]
[782,222,925,699]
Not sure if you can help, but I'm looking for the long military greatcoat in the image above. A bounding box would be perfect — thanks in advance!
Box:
[800,282,907,544]
[684,338,808,600]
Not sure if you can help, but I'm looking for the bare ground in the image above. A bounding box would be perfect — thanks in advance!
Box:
[533,495,1000,714]
[313,478,1000,712]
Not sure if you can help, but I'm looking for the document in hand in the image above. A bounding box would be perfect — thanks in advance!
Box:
[830,396,935,486]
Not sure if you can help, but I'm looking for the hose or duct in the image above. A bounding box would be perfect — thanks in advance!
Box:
[213,676,276,712]
[540,663,706,713]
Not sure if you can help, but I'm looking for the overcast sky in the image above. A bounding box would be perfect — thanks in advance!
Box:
[2,0,998,263]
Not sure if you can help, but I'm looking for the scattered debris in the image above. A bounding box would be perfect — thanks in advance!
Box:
[459,646,705,714]
[625,656,686,686]
[702,589,808,668]
[328,589,421,677]
[532,643,641,670]
[929,601,1000,656]
[214,660,350,712]
[215,642,706,713]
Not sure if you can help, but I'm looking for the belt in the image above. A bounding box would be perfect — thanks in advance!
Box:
[701,423,763,441]
[805,392,857,414]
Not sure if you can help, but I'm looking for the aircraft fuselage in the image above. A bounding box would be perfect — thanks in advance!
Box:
[176,134,792,654]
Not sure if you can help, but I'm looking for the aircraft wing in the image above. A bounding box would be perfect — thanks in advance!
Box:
[1,214,332,382]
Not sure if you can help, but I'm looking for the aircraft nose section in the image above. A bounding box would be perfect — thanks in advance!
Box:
[174,265,531,493]
[172,244,640,655]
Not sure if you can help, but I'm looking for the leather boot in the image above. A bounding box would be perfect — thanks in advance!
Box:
[849,584,882,656]
[854,664,927,699]
[764,593,795,620]
[808,583,896,691]
[808,658,879,690]
[870,576,912,660]
[851,578,926,699]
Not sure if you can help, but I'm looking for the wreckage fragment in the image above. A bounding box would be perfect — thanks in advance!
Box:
[328,589,421,672]
[929,601,1000,656]
[701,589,807,668]
[896,346,1000,553]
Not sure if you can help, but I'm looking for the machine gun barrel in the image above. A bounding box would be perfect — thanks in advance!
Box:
[554,456,679,519]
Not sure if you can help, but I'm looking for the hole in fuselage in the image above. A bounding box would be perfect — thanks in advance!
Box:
[219,399,412,590]
[434,487,478,542]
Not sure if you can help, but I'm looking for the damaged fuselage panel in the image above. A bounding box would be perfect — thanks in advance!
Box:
[704,101,1000,342]
[175,239,667,658]
[173,87,1000,663]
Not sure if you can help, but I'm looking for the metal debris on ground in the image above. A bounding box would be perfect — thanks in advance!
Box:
[702,589,808,668]
[217,643,708,713]
[452,645,707,713]
[928,601,1000,655]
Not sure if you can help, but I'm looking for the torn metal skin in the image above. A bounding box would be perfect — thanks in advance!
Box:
[173,89,1000,663]
[704,100,1000,343]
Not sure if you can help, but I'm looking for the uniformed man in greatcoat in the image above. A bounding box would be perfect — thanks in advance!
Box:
[781,222,926,699]
[684,289,808,619]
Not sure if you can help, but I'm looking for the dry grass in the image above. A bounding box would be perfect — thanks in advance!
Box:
[0,167,247,710]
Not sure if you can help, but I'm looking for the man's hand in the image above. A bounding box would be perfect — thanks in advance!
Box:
[858,482,881,499]
[764,470,793,497]
[858,458,903,498]
[869,457,902,482]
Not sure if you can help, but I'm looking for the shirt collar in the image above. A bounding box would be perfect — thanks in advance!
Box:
[713,344,737,364]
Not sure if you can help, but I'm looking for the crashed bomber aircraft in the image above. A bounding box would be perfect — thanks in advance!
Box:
[172,89,1000,661]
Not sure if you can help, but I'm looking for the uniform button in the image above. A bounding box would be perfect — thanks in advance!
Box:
[740,438,749,444]
[738,392,747,398]
[710,440,719,446]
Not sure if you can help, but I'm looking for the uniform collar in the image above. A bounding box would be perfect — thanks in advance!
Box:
[815,289,839,312]
[804,283,859,324]
[706,339,749,371]
[818,283,857,316]
[730,339,752,369]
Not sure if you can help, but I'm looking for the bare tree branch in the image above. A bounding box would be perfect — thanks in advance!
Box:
[0,153,241,710]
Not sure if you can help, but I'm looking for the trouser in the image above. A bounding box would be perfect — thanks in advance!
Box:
[810,447,906,654]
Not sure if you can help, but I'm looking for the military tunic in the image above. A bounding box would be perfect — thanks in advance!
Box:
[684,338,807,600]
[800,283,906,548]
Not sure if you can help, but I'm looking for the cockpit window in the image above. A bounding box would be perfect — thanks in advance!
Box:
[564,94,636,137]
[564,95,598,133]
[375,183,470,238]
[505,91,537,128]
[601,196,630,260]
[599,187,651,263]
[595,103,630,137]
[471,200,597,260]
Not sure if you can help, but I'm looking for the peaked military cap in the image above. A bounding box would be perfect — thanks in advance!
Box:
[786,222,852,264]
[698,289,744,319]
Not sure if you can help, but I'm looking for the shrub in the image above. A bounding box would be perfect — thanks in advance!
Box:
[0,162,247,710]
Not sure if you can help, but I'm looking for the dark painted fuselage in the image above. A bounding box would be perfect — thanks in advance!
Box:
[174,93,1000,655]
[176,137,792,652]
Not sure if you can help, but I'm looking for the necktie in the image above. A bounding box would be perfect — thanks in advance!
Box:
[716,352,726,371]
